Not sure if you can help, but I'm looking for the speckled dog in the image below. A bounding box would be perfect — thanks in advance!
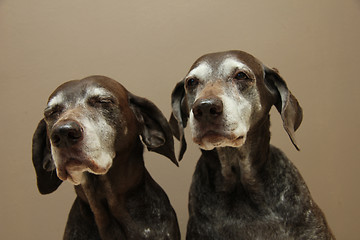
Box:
[32,76,180,240]
[170,51,334,239]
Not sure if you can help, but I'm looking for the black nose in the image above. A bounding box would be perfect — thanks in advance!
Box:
[50,121,83,148]
[193,97,223,121]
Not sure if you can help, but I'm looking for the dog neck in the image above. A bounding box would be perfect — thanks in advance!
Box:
[73,136,146,238]
[215,115,271,198]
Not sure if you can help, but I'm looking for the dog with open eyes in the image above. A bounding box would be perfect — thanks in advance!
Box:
[170,50,334,239]
[32,75,180,240]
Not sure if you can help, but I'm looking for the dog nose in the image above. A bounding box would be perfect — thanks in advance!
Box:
[51,121,83,148]
[193,97,223,121]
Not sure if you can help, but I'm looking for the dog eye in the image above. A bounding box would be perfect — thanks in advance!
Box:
[97,98,114,104]
[186,78,199,88]
[44,105,62,119]
[88,97,115,107]
[234,72,249,81]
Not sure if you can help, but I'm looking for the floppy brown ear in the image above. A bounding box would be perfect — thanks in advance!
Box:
[32,119,62,194]
[264,67,303,150]
[129,93,178,166]
[169,80,189,161]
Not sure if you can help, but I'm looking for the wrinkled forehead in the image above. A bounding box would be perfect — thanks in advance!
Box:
[47,80,114,108]
[187,51,264,80]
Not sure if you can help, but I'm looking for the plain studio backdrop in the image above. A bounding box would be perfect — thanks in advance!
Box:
[1,0,359,239]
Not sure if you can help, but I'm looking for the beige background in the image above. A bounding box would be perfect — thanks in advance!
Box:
[1,0,359,239]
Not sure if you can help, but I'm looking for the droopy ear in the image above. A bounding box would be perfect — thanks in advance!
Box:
[129,93,178,166]
[32,119,62,194]
[169,80,189,161]
[264,67,303,150]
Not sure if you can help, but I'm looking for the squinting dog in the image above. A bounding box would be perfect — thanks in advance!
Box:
[170,50,334,239]
[32,75,180,240]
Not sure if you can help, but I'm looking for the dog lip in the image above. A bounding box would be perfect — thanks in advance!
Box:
[56,167,69,181]
[195,130,224,144]
[56,155,110,182]
[194,129,246,149]
[200,130,243,141]
[55,157,86,181]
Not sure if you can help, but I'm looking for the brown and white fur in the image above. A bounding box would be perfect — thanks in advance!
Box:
[32,75,180,240]
[170,50,334,239]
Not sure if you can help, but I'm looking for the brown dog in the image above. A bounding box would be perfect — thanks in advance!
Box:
[32,75,180,240]
[170,50,334,239]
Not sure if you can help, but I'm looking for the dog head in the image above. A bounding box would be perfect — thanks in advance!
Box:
[170,50,302,160]
[32,75,177,193]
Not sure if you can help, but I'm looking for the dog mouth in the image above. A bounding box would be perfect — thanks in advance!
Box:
[56,159,85,184]
[56,158,84,180]
[193,130,246,150]
[53,151,112,185]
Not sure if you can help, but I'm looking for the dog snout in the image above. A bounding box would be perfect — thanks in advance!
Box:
[51,121,83,148]
[193,97,223,122]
